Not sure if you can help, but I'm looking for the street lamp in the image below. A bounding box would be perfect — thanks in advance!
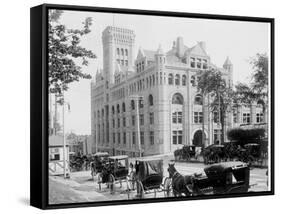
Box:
[129,95,143,157]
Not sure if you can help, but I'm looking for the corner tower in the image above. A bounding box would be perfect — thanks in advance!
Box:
[102,26,136,84]
[223,56,233,88]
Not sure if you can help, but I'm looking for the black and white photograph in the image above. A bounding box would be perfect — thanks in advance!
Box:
[45,6,273,206]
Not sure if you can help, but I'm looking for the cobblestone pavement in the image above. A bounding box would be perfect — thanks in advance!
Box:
[49,161,269,205]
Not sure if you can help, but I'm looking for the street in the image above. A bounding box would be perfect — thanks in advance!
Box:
[49,160,269,205]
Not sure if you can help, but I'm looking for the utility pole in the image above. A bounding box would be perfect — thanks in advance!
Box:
[130,95,143,157]
[62,88,67,179]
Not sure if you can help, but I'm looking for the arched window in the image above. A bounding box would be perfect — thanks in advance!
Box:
[168,73,173,85]
[182,75,187,86]
[116,48,120,55]
[122,102,126,112]
[102,109,104,117]
[148,94,153,106]
[121,48,124,56]
[125,49,128,56]
[175,74,180,85]
[172,93,184,105]
[194,94,203,105]
[131,100,135,110]
[153,75,155,86]
[117,104,120,113]
[191,75,196,86]
[97,110,100,118]
[112,106,115,115]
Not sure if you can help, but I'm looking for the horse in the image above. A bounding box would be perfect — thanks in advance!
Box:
[167,163,194,197]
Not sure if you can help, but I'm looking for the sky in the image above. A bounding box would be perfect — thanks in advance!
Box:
[50,10,270,135]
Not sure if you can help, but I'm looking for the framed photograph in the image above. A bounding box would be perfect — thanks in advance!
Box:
[30,4,274,209]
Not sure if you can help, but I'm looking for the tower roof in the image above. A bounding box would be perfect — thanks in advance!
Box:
[156,44,164,55]
[223,56,232,67]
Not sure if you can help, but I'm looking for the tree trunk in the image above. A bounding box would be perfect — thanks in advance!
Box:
[220,109,225,145]
[202,94,205,147]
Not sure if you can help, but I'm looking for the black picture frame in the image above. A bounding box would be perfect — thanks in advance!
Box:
[30,3,275,210]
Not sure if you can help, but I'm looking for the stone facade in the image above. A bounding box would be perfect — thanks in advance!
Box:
[90,26,267,157]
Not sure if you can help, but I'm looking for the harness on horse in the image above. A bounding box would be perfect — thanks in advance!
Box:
[171,170,194,196]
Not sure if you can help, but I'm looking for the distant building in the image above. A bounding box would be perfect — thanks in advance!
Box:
[67,133,93,156]
[49,135,70,176]
[90,26,267,157]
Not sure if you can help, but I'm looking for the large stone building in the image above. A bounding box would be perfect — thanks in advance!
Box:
[90,26,267,157]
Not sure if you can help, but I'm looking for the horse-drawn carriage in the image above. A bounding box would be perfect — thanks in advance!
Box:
[203,144,226,164]
[167,161,250,196]
[97,155,130,194]
[90,152,109,180]
[133,157,171,198]
[174,145,199,161]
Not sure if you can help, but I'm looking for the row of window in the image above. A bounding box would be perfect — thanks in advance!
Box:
[112,113,154,128]
[128,73,188,95]
[112,131,155,145]
[168,74,187,86]
[110,95,153,115]
[190,57,208,69]
[116,59,128,66]
[116,48,128,56]
[238,113,264,124]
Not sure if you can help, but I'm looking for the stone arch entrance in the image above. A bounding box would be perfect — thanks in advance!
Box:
[192,130,206,147]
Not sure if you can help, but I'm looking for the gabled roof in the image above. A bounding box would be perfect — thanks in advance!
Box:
[188,43,208,56]
[143,49,157,61]
[136,47,157,61]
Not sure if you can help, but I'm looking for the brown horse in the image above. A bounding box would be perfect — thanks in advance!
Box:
[167,163,194,197]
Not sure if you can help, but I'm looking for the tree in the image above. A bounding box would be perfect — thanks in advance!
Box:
[48,10,96,101]
[250,53,268,96]
[197,68,234,144]
[235,53,268,115]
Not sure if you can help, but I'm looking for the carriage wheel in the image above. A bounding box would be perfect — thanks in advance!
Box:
[203,156,209,165]
[247,155,255,168]
[97,173,102,191]
[186,154,191,162]
[163,177,172,197]
[109,174,115,194]
[213,155,220,163]
[136,181,144,199]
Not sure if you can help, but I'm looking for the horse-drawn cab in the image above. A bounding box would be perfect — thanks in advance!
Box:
[108,155,129,180]
[193,161,250,195]
[203,144,225,164]
[91,152,109,178]
[134,157,170,198]
[97,155,129,193]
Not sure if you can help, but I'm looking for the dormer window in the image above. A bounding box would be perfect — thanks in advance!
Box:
[197,58,202,69]
[203,59,208,69]
[190,57,195,68]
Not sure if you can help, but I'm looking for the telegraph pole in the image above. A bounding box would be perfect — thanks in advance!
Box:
[130,95,143,157]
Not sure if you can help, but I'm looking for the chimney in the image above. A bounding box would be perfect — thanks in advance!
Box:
[199,41,206,51]
[176,37,184,58]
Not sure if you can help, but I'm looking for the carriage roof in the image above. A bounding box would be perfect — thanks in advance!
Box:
[93,152,109,157]
[108,155,128,160]
[244,143,260,147]
[135,156,163,163]
[204,161,248,175]
[136,158,163,181]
